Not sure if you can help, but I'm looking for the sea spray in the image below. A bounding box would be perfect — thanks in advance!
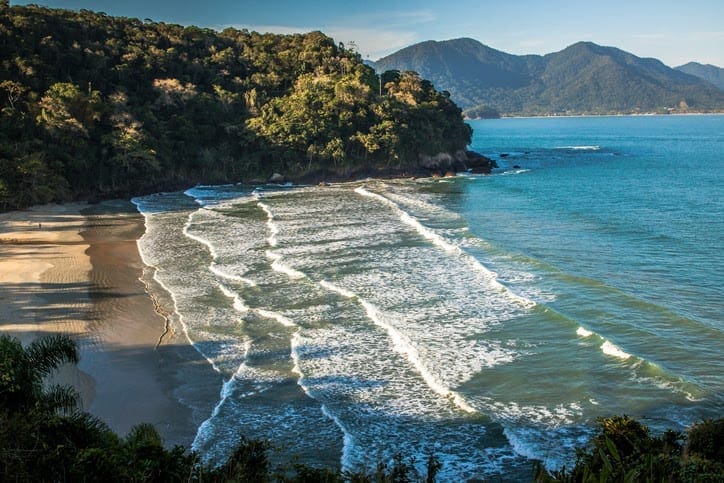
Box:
[131,199,224,374]
[354,186,536,309]
[257,200,356,468]
[319,280,476,414]
[192,339,253,455]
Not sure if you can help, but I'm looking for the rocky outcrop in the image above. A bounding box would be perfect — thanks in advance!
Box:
[292,150,497,185]
[419,150,496,175]
[461,151,498,174]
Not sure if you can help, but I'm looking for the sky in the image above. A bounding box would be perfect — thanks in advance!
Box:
[11,0,724,67]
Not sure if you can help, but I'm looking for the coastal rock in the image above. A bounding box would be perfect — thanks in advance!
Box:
[463,151,498,174]
[419,152,455,170]
[268,173,286,183]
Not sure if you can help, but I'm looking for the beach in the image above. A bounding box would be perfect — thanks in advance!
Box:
[0,200,218,448]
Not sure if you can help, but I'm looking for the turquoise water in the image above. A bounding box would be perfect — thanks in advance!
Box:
[133,115,723,480]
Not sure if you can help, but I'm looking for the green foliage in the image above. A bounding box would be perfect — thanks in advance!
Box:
[675,62,724,92]
[686,419,724,463]
[464,104,501,119]
[0,4,472,210]
[534,415,723,483]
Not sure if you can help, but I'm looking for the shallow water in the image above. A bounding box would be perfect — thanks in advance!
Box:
[133,115,723,480]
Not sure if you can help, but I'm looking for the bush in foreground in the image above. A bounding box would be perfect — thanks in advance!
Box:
[534,415,724,482]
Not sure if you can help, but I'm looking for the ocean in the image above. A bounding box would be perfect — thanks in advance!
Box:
[132,115,723,480]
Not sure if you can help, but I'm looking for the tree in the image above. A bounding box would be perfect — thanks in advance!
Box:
[37,82,102,144]
[0,333,79,413]
[0,80,28,111]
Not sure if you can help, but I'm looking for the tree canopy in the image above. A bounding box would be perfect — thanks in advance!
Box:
[0,4,472,210]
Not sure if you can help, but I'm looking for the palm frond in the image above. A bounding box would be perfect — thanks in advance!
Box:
[41,383,80,414]
[26,334,79,378]
[66,410,114,436]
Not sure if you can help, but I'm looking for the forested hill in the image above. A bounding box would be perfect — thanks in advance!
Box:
[0,4,476,210]
[675,62,724,91]
[373,38,724,116]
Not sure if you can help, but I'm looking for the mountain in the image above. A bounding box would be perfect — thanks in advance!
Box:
[374,39,724,116]
[675,62,724,91]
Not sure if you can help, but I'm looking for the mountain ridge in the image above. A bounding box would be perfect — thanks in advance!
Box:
[675,62,724,91]
[373,38,724,116]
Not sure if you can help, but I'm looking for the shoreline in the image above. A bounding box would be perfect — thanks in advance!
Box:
[0,201,218,448]
[489,111,724,120]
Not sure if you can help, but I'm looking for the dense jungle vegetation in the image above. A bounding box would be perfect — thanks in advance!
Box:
[2,333,722,482]
[0,2,473,210]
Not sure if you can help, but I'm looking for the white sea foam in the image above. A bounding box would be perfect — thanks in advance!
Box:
[257,202,279,247]
[556,145,601,151]
[319,279,476,414]
[601,340,632,360]
[354,186,535,309]
[265,250,306,279]
[209,264,257,287]
[131,199,224,374]
[256,308,295,327]
[576,326,594,337]
[192,339,253,452]
[218,283,249,313]
[321,404,355,472]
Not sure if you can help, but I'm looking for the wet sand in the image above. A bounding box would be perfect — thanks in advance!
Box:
[0,201,219,448]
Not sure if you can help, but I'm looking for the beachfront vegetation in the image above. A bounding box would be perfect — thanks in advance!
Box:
[0,3,473,211]
[534,415,724,483]
[1,334,722,481]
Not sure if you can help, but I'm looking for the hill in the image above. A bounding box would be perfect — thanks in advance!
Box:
[0,4,479,210]
[374,38,724,116]
[675,62,724,91]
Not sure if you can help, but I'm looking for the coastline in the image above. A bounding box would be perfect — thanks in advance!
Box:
[0,201,218,448]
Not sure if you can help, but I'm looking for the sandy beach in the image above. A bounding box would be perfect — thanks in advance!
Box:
[0,201,219,448]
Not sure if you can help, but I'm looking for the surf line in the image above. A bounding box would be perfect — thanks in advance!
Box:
[131,200,224,375]
[256,200,355,461]
[257,201,306,279]
[319,279,476,414]
[354,186,535,310]
[183,208,258,287]
[192,339,253,455]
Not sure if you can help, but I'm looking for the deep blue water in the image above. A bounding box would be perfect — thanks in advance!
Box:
[134,115,723,480]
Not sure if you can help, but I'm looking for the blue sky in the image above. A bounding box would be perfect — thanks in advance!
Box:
[11,0,724,66]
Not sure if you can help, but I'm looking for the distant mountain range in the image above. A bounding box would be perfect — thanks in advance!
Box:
[372,38,724,116]
[675,62,724,91]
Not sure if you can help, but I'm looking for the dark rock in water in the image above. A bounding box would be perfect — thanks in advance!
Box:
[464,151,498,174]
[513,165,521,169]
[269,172,286,183]
[500,153,509,158]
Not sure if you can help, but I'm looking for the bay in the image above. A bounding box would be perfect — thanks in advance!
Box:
[133,114,723,481]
